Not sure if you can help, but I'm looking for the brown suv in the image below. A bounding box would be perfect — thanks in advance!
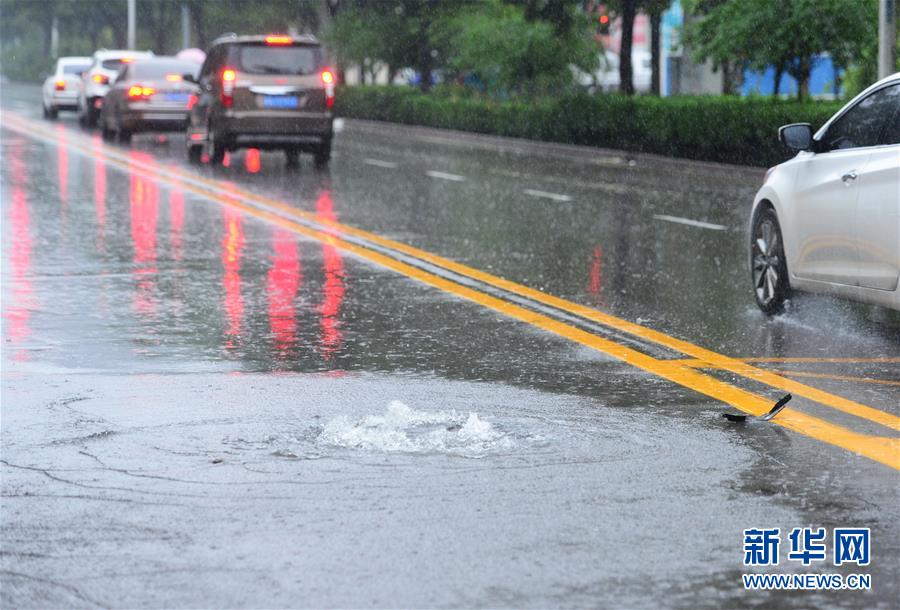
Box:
[185,34,335,167]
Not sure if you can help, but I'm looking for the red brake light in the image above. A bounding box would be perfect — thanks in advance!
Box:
[55,80,66,91]
[265,35,293,45]
[187,94,198,110]
[220,68,236,108]
[92,74,109,84]
[321,69,335,109]
[121,57,134,63]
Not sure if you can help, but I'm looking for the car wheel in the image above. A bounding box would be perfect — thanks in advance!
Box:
[751,207,790,315]
[208,126,226,165]
[285,148,300,168]
[187,144,202,164]
[101,117,114,141]
[84,102,99,128]
[313,138,332,168]
[117,127,132,143]
[43,104,57,120]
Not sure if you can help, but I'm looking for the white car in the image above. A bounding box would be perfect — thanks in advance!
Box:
[751,72,900,313]
[41,56,91,118]
[77,48,153,128]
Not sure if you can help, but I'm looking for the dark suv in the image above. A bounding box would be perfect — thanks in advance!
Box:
[186,34,335,167]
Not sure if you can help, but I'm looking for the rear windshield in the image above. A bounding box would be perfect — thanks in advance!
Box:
[131,60,200,80]
[63,64,90,75]
[101,59,128,70]
[235,44,323,76]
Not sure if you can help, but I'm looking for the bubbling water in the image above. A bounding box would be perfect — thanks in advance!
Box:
[317,400,513,456]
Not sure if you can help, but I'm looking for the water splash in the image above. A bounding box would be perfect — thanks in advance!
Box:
[318,401,513,456]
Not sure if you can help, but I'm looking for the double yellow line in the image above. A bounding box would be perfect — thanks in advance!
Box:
[5,113,899,469]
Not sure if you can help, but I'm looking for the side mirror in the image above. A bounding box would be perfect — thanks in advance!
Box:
[182,73,198,84]
[779,123,813,152]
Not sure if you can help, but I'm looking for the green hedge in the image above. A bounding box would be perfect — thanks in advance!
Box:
[335,86,844,167]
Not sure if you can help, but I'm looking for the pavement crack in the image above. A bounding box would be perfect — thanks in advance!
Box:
[0,459,209,499]
[0,569,105,608]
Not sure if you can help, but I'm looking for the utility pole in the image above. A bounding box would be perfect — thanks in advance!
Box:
[878,0,896,79]
[127,0,136,50]
[181,3,191,49]
[51,16,59,58]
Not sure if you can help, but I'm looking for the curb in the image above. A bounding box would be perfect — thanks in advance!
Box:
[342,118,768,180]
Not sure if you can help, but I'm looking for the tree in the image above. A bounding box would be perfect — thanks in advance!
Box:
[617,0,637,95]
[684,0,876,100]
[645,0,669,95]
[446,0,593,97]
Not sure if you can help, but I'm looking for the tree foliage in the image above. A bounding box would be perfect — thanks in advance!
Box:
[324,0,594,96]
[683,0,877,99]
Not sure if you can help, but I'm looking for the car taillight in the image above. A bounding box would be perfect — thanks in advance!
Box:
[165,74,182,82]
[55,80,66,91]
[321,69,335,109]
[127,85,155,100]
[187,94,198,110]
[265,35,292,45]
[221,68,236,108]
[92,73,109,84]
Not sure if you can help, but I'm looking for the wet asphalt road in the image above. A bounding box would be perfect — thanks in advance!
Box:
[2,83,899,608]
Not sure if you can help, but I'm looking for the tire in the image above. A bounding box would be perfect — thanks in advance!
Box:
[313,138,332,168]
[285,148,300,168]
[83,101,99,128]
[187,144,202,164]
[117,128,132,144]
[208,126,226,165]
[101,117,114,141]
[751,206,791,315]
[43,104,57,120]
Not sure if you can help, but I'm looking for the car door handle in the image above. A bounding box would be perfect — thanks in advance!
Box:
[841,170,858,184]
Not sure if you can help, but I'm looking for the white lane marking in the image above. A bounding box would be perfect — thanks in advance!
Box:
[333,118,345,132]
[523,188,572,202]
[426,170,465,182]
[653,214,728,231]
[364,158,398,169]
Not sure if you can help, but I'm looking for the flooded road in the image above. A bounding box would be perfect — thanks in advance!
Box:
[2,83,898,608]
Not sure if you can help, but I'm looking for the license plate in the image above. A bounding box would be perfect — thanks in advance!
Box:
[262,95,298,109]
[165,93,190,103]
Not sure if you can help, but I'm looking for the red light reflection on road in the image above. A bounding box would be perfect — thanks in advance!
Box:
[93,137,106,249]
[4,139,35,359]
[222,208,245,348]
[245,148,261,173]
[315,190,345,360]
[267,229,301,354]
[168,188,185,261]
[129,152,159,315]
[588,246,604,305]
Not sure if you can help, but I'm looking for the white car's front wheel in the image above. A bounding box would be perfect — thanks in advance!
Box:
[752,207,791,315]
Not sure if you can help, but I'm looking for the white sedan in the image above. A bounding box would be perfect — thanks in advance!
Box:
[41,56,91,118]
[751,72,900,313]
